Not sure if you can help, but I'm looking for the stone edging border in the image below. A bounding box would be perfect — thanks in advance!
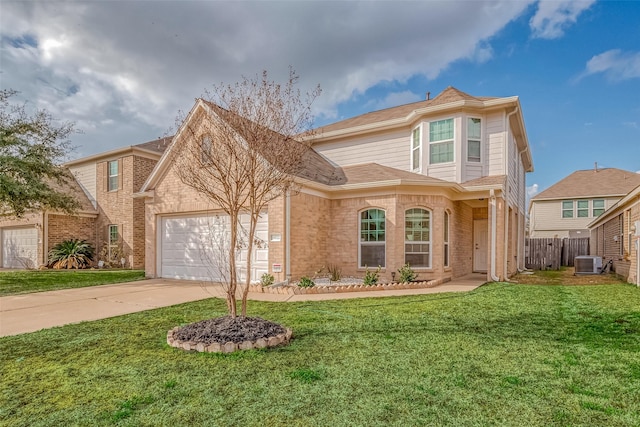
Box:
[167,327,293,353]
[248,277,450,295]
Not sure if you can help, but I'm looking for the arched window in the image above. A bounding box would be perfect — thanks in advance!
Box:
[405,208,431,268]
[360,208,385,268]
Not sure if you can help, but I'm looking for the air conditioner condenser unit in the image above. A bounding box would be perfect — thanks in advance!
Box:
[575,256,603,274]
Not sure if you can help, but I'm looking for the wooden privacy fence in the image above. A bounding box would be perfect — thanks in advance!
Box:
[525,237,590,270]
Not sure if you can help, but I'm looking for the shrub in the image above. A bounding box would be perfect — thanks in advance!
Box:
[397,264,417,282]
[298,276,315,288]
[363,266,381,286]
[327,264,341,282]
[48,239,94,269]
[260,273,275,287]
[99,243,128,268]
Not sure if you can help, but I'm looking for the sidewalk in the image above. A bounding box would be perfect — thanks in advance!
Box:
[0,274,486,337]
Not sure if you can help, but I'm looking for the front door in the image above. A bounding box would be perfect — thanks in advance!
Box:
[473,219,488,272]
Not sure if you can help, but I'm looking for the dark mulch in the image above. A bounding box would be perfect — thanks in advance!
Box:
[174,316,287,345]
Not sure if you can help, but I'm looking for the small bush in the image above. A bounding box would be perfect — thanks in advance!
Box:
[363,266,381,286]
[47,239,94,269]
[298,276,315,288]
[327,264,341,282]
[397,264,417,282]
[260,273,275,287]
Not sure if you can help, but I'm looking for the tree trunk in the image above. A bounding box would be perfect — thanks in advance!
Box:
[227,212,239,318]
[241,211,259,317]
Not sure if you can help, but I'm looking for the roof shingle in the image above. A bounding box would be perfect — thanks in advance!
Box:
[532,168,640,200]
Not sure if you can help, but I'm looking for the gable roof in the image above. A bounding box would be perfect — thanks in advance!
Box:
[314,86,500,136]
[47,171,98,214]
[65,136,172,167]
[532,168,640,201]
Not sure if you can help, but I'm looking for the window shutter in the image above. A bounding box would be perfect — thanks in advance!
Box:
[118,158,123,190]
[103,162,108,192]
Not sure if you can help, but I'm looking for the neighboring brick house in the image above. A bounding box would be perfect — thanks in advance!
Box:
[0,138,170,269]
[528,168,640,238]
[589,184,640,285]
[139,86,533,283]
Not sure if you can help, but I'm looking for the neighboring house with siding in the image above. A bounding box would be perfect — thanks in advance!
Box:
[0,138,170,269]
[528,168,640,239]
[138,86,533,283]
[589,184,640,285]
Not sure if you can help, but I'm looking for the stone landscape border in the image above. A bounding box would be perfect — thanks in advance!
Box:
[248,277,450,295]
[167,327,293,353]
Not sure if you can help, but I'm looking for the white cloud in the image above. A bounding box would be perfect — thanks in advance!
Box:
[530,0,595,39]
[578,49,640,82]
[527,184,540,199]
[364,91,423,112]
[0,1,534,157]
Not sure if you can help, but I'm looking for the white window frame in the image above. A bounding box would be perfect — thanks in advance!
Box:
[411,126,421,171]
[404,207,431,268]
[108,224,119,260]
[562,200,574,218]
[592,199,605,217]
[359,208,386,268]
[467,117,482,163]
[577,200,589,218]
[107,160,119,192]
[429,118,454,165]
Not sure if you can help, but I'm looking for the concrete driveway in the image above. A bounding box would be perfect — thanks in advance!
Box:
[0,275,486,337]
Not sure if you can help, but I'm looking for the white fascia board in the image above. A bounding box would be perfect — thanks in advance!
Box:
[64,146,162,167]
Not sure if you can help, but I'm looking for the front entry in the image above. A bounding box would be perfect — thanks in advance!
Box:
[473,219,488,273]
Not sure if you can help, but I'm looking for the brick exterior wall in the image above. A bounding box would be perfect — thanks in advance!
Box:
[96,155,157,269]
[46,214,98,264]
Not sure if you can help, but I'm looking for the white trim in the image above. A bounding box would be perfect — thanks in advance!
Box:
[358,207,386,269]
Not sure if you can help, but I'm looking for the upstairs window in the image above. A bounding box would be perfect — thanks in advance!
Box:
[562,201,573,218]
[411,127,421,171]
[360,209,385,268]
[577,200,589,218]
[108,160,119,191]
[405,208,431,268]
[429,118,454,164]
[592,199,605,217]
[467,118,481,162]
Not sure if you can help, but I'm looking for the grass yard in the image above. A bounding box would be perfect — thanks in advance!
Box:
[1,282,639,426]
[0,269,146,296]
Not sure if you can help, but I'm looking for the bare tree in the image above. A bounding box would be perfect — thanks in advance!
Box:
[175,68,320,317]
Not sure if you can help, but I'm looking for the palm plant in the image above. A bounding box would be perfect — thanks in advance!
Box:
[47,239,95,269]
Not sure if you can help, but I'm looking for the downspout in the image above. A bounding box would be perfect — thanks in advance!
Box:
[517,146,528,272]
[285,191,291,284]
[490,189,499,282]
[503,107,519,279]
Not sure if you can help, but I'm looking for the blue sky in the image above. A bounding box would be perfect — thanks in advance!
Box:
[1,1,639,198]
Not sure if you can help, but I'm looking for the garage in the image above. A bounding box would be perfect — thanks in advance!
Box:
[2,227,39,269]
[160,212,268,282]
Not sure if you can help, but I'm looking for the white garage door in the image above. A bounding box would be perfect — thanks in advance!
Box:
[160,212,268,282]
[2,227,38,269]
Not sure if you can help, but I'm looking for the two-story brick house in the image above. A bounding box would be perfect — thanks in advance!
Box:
[139,87,533,283]
[0,138,170,269]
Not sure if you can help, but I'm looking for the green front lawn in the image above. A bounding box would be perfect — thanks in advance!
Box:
[1,282,639,426]
[0,269,146,296]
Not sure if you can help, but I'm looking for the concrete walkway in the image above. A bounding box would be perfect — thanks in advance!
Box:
[0,274,486,337]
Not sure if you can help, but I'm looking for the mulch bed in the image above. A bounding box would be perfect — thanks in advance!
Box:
[173,316,287,345]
